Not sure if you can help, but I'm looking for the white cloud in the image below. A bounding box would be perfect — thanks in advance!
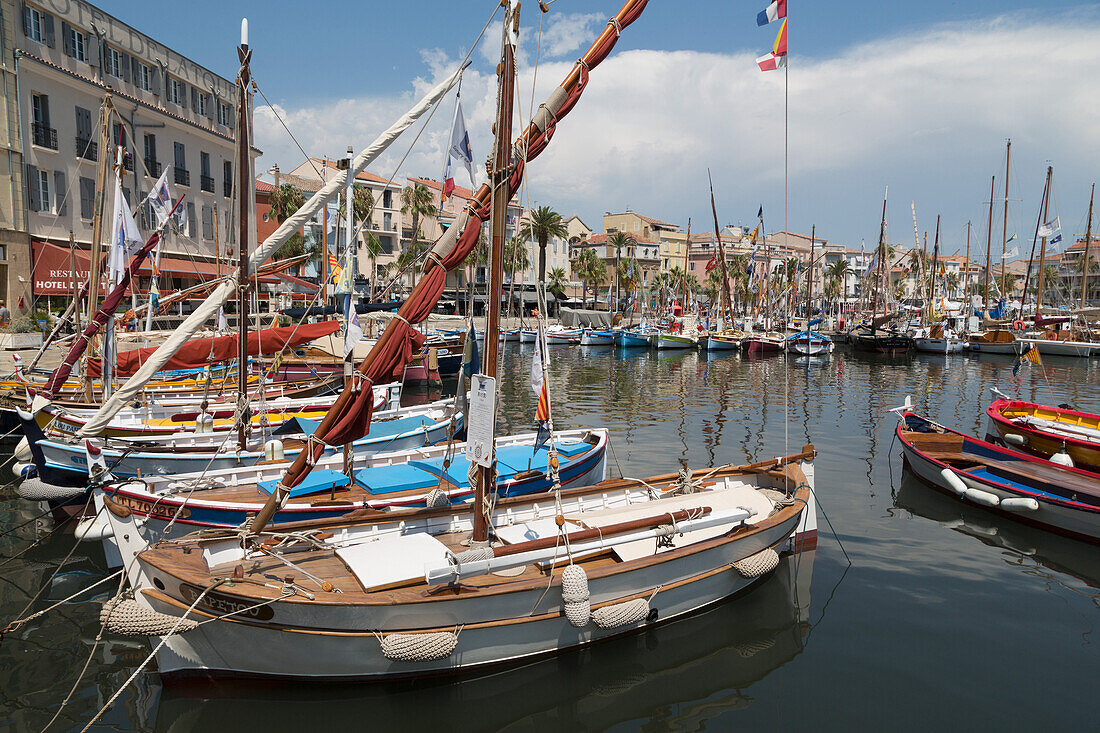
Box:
[254,14,1100,251]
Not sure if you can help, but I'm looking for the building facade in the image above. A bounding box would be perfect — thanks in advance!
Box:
[16,0,256,314]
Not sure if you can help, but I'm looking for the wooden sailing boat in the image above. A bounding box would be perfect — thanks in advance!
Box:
[851,187,913,355]
[787,226,833,356]
[912,216,964,354]
[704,172,744,352]
[95,3,817,682]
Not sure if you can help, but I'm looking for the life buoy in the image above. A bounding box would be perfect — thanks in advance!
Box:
[1012,320,1024,330]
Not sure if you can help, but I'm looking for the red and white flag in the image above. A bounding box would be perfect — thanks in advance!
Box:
[756,18,787,71]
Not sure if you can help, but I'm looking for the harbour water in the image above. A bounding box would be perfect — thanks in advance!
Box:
[1,344,1097,731]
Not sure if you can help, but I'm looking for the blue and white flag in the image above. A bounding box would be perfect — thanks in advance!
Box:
[442,99,475,202]
[1038,217,1060,239]
[148,167,174,228]
[342,295,362,359]
[108,177,145,284]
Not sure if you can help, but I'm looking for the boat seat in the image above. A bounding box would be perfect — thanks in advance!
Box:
[410,454,520,487]
[353,464,439,495]
[257,469,350,498]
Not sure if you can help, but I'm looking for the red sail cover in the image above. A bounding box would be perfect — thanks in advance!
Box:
[88,321,340,377]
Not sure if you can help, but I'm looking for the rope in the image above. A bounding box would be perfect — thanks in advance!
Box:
[80,579,228,733]
[253,81,323,180]
[1,568,123,639]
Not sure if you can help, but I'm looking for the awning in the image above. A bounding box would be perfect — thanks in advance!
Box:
[32,241,288,295]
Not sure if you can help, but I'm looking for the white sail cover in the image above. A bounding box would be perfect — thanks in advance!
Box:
[78,68,463,437]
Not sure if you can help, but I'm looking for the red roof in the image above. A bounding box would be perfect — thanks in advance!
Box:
[255,179,276,193]
[585,232,657,245]
[316,158,402,187]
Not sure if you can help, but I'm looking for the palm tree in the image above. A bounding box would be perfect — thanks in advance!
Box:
[548,266,568,314]
[463,230,490,315]
[705,268,725,304]
[650,271,674,312]
[606,231,636,310]
[362,231,382,299]
[268,183,307,263]
[400,182,437,252]
[669,265,689,309]
[572,247,604,309]
[504,236,531,316]
[518,205,569,282]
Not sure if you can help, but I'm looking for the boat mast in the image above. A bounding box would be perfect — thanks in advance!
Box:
[1021,167,1051,313]
[1080,183,1094,308]
[235,20,253,451]
[875,187,887,318]
[929,215,940,321]
[807,224,815,325]
[983,175,994,316]
[964,221,971,304]
[708,170,732,327]
[1035,166,1054,317]
[682,217,691,318]
[1001,139,1011,298]
[472,1,518,544]
[84,94,115,401]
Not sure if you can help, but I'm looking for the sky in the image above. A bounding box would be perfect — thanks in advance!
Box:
[102,0,1100,258]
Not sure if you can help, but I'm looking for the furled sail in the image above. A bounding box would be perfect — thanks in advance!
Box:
[248,0,650,532]
[87,320,340,377]
[76,66,465,437]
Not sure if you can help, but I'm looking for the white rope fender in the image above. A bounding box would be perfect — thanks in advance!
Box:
[379,628,460,662]
[17,477,85,501]
[732,548,780,578]
[592,597,650,629]
[101,596,198,636]
[561,564,590,628]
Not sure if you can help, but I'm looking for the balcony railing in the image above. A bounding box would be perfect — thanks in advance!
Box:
[144,159,161,177]
[75,136,97,161]
[33,123,58,150]
[200,175,215,193]
[174,168,190,186]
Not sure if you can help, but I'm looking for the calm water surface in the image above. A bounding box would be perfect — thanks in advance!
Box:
[1,344,1097,731]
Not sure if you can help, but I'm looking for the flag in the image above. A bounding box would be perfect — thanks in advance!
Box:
[757,206,763,220]
[148,167,174,228]
[1013,345,1042,376]
[326,203,339,232]
[864,251,879,277]
[334,242,354,295]
[342,295,362,359]
[756,0,786,26]
[1050,232,1062,246]
[108,177,145,283]
[531,325,551,451]
[442,99,474,203]
[749,224,760,243]
[756,19,787,71]
[705,253,718,272]
[1038,217,1060,238]
[328,251,341,283]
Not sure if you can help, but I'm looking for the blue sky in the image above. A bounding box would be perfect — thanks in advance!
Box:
[102,1,1100,257]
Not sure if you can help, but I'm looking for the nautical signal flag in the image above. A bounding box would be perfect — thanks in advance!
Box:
[756,19,787,71]
[328,251,341,283]
[530,326,552,451]
[757,0,786,26]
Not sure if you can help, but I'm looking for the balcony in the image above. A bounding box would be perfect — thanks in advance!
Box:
[145,159,161,177]
[200,175,215,193]
[33,123,57,150]
[75,136,97,161]
[174,168,190,186]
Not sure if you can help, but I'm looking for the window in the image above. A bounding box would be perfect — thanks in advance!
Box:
[138,63,152,92]
[217,102,231,126]
[106,47,123,78]
[79,177,95,220]
[69,27,86,61]
[382,190,393,209]
[200,152,213,192]
[31,93,56,149]
[37,170,51,214]
[144,133,156,165]
[200,152,211,179]
[25,7,43,42]
[195,92,207,117]
[167,78,183,105]
[173,142,188,186]
[223,160,232,197]
[383,212,392,231]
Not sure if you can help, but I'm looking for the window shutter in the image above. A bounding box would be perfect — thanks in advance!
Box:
[54,171,67,215]
[226,103,235,129]
[86,33,99,69]
[42,13,54,47]
[202,205,213,239]
[62,21,71,56]
[186,202,195,237]
[119,51,130,82]
[204,93,214,119]
[79,176,94,219]
[40,95,50,128]
[22,4,29,37]
[25,165,40,211]
[190,86,198,111]
[75,106,91,138]
[151,66,161,95]
[131,57,141,86]
[123,186,131,205]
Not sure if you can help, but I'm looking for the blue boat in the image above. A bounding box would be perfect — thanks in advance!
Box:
[617,330,651,348]
[787,318,833,356]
